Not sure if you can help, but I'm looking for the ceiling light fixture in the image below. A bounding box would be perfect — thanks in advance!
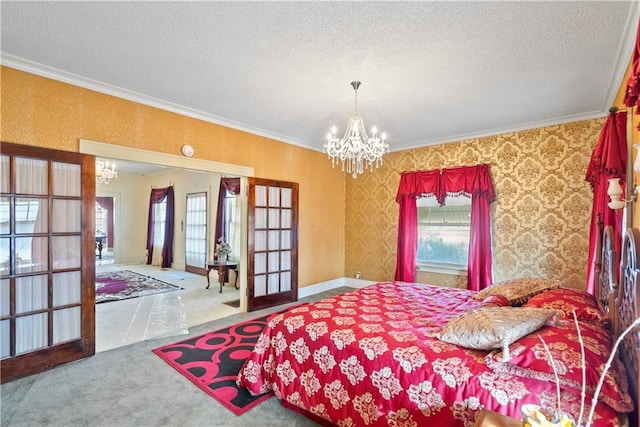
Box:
[324,81,389,178]
[96,160,118,185]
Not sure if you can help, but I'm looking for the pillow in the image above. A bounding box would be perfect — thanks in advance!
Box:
[435,306,556,361]
[475,278,564,306]
[480,294,511,307]
[523,287,609,327]
[485,319,633,413]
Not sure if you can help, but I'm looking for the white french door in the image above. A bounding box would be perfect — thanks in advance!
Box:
[185,192,207,275]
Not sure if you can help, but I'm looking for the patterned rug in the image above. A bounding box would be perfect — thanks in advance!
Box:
[152,313,276,415]
[223,299,240,308]
[95,270,183,304]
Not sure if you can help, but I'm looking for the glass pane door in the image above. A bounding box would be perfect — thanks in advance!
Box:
[248,178,298,311]
[185,192,207,275]
[1,143,95,383]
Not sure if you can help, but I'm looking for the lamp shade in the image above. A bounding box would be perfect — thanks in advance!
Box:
[607,178,625,210]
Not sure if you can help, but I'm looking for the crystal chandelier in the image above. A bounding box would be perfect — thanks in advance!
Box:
[324,81,389,178]
[95,160,118,185]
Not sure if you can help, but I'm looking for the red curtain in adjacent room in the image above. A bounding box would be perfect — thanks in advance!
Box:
[585,111,627,294]
[145,186,175,268]
[214,177,241,245]
[395,164,496,291]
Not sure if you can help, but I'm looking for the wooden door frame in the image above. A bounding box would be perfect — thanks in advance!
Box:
[79,140,253,312]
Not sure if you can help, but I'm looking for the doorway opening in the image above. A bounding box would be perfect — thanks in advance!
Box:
[82,139,254,352]
[95,196,115,265]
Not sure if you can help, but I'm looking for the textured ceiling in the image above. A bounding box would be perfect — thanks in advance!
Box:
[1,1,639,153]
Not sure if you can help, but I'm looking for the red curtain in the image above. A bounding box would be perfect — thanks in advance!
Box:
[585,111,627,294]
[624,18,640,130]
[145,186,175,268]
[395,170,440,282]
[394,164,496,291]
[214,177,241,245]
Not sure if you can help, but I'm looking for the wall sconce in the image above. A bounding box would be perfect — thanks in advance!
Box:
[607,178,639,210]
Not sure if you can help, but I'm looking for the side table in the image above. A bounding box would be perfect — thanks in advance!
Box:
[205,261,239,293]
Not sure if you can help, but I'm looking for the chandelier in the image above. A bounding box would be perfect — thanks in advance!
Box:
[95,160,118,185]
[324,81,389,178]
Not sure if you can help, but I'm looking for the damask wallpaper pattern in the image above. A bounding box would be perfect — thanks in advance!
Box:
[345,118,605,290]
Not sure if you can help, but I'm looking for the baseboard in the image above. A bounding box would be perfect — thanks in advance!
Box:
[298,277,376,299]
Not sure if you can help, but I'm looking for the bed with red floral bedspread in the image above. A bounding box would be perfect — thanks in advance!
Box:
[237,281,633,426]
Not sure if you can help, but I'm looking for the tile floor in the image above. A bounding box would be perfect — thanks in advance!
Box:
[95,253,240,353]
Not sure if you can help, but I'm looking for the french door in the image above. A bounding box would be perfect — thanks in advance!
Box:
[1,142,95,383]
[185,192,207,275]
[247,178,298,312]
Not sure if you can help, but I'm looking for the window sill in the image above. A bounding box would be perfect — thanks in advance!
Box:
[417,263,467,276]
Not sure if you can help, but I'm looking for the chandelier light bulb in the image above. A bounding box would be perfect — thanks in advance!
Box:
[371,126,377,135]
[96,159,118,185]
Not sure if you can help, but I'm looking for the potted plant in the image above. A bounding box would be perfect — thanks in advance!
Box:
[215,237,231,263]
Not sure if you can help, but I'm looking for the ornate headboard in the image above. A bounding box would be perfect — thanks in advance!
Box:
[598,224,619,316]
[618,228,640,427]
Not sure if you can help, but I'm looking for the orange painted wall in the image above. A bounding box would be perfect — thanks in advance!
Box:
[0,66,345,288]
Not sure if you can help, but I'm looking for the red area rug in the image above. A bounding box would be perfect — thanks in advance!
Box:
[152,313,276,415]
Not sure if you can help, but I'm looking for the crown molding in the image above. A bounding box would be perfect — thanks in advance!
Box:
[1,54,318,152]
[391,110,608,153]
[603,1,640,110]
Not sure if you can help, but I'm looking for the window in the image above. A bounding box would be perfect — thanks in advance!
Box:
[223,192,236,248]
[417,196,471,267]
[184,192,207,272]
[95,203,107,236]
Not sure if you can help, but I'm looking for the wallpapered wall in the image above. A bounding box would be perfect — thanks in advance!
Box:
[1,67,346,288]
[345,118,605,290]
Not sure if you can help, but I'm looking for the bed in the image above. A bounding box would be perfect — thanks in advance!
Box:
[237,226,639,427]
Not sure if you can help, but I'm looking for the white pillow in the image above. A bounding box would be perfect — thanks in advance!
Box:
[435,306,557,361]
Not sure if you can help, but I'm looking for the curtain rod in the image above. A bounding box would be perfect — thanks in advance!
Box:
[609,106,632,114]
[151,182,174,188]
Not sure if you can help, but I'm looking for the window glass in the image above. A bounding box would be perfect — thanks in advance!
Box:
[1,155,9,193]
[15,157,47,195]
[417,196,471,266]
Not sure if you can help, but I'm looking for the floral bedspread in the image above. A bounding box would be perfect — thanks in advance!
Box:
[237,282,627,426]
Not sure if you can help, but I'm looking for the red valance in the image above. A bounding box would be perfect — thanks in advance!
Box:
[624,19,640,130]
[396,164,495,205]
[624,19,640,109]
[585,113,627,187]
